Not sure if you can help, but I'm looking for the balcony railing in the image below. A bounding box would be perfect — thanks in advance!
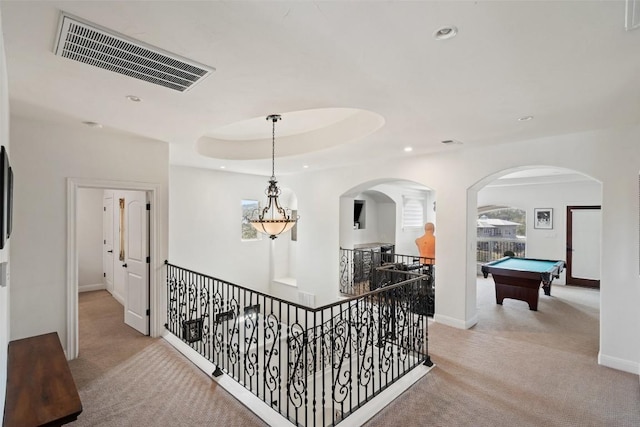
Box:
[476,238,526,263]
[339,249,435,317]
[165,261,431,427]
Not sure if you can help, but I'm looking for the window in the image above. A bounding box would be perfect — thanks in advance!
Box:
[402,197,424,228]
[241,200,261,241]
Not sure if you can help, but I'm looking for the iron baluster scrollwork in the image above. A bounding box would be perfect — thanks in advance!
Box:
[188,279,198,322]
[355,300,375,389]
[212,288,224,366]
[263,312,281,394]
[243,304,260,378]
[226,296,240,369]
[287,323,307,409]
[167,271,178,334]
[199,280,210,359]
[339,249,354,294]
[177,278,188,334]
[331,317,352,405]
[164,261,431,427]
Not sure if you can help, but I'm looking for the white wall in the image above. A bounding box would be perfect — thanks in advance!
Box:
[377,201,395,244]
[169,165,272,292]
[77,188,104,291]
[0,11,10,416]
[10,117,169,352]
[272,189,297,282]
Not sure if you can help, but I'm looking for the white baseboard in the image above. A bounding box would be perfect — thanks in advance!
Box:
[162,330,434,427]
[338,362,433,427]
[162,331,290,426]
[78,283,106,293]
[598,352,640,375]
[434,313,478,329]
[112,291,125,306]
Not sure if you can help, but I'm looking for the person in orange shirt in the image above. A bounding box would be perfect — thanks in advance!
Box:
[415,222,436,265]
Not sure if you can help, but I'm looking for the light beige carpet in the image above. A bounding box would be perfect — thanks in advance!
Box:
[68,290,267,426]
[366,279,640,427]
[69,282,640,427]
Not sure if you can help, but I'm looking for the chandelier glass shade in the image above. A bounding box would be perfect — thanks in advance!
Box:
[249,114,298,239]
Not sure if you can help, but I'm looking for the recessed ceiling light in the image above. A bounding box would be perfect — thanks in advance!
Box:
[220,166,226,169]
[518,115,534,121]
[126,95,142,102]
[404,147,413,152]
[82,121,103,128]
[303,165,309,169]
[441,139,463,145]
[434,26,458,40]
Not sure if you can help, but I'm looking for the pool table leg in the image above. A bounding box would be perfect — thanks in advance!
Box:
[495,282,539,311]
[542,282,551,296]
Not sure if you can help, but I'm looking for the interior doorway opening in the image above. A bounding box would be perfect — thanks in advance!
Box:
[472,166,602,316]
[67,178,161,360]
[77,188,150,337]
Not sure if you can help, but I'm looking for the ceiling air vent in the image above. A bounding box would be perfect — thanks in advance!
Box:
[53,12,215,92]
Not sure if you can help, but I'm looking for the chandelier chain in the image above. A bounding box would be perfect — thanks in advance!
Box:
[271,116,275,178]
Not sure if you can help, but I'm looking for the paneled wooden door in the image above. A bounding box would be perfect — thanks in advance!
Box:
[123,191,150,334]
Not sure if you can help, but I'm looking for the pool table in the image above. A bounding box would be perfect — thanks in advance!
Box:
[481,257,565,311]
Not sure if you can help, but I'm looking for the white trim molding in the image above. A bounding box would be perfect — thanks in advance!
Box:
[66,178,162,360]
[78,283,107,293]
[433,313,478,330]
[598,352,640,375]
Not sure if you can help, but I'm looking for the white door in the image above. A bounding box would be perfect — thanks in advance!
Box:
[123,191,149,334]
[103,193,114,293]
[566,206,601,288]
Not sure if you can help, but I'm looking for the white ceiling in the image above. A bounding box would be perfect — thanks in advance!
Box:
[2,1,639,177]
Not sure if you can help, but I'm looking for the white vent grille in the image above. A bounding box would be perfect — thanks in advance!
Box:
[54,13,214,92]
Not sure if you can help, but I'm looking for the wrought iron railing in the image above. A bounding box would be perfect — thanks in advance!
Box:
[165,261,431,427]
[476,238,526,263]
[339,249,435,317]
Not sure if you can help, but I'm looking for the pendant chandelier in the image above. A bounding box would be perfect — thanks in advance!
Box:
[249,114,298,239]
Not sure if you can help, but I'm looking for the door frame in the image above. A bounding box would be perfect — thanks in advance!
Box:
[566,205,601,288]
[103,192,115,294]
[66,178,160,359]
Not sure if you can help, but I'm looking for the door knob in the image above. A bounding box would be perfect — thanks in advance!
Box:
[107,250,113,253]
[122,263,128,268]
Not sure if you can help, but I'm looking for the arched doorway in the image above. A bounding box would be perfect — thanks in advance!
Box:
[339,179,435,253]
[471,166,602,313]
[339,179,436,296]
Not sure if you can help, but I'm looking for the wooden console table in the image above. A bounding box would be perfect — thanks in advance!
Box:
[3,332,82,426]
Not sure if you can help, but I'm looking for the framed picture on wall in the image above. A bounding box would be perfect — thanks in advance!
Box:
[534,208,553,229]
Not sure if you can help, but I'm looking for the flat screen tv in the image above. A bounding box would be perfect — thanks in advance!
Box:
[0,146,9,249]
